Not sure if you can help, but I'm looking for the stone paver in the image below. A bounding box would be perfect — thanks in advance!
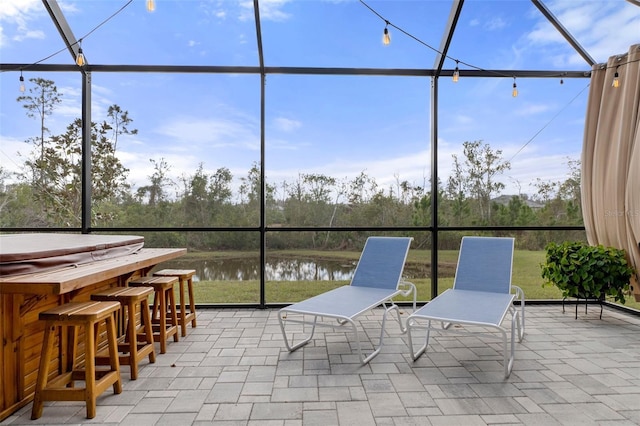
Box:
[2,305,640,425]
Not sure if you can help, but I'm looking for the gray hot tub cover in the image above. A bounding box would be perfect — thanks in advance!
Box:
[0,233,144,276]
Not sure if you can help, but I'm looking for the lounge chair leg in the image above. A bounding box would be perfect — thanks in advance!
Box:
[514,306,524,342]
[502,309,521,379]
[407,319,431,361]
[502,327,511,379]
[349,319,371,364]
[389,303,408,334]
[362,303,392,363]
[513,286,525,334]
[278,311,318,352]
[353,303,404,364]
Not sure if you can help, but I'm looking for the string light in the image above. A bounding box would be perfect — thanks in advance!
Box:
[382,21,390,45]
[76,40,85,67]
[19,70,25,92]
[5,1,132,76]
[559,72,567,85]
[612,67,620,88]
[146,0,155,12]
[361,1,531,98]
[452,60,460,83]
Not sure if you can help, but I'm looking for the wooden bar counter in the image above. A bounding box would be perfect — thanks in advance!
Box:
[0,246,186,421]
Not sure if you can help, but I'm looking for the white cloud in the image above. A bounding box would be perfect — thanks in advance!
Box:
[527,0,640,65]
[0,0,40,20]
[240,0,291,22]
[466,14,508,32]
[485,17,507,31]
[273,117,301,132]
[155,116,259,150]
[455,115,474,125]
[58,2,80,15]
[12,27,44,42]
[268,148,432,194]
[0,135,30,182]
[90,84,120,121]
[52,84,82,122]
[0,0,43,47]
[513,152,578,191]
[527,23,564,45]
[515,102,553,116]
[267,136,308,151]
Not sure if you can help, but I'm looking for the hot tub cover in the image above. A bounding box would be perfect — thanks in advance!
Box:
[0,234,144,276]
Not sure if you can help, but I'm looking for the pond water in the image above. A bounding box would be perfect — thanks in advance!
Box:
[155,258,355,282]
[156,257,425,282]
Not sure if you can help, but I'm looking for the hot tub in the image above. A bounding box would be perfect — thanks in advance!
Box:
[0,233,144,276]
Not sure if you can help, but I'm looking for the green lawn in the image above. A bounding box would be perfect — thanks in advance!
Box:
[181,249,640,311]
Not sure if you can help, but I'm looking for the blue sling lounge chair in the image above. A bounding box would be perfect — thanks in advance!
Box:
[278,236,416,364]
[406,236,525,378]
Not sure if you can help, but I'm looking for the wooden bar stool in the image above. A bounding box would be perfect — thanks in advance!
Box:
[31,301,122,420]
[153,269,197,337]
[91,286,156,379]
[128,276,179,354]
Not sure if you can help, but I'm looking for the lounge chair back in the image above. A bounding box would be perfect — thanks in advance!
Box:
[351,236,412,290]
[453,236,514,294]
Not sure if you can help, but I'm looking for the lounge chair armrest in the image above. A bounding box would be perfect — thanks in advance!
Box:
[512,285,526,334]
[398,280,417,311]
[512,285,525,303]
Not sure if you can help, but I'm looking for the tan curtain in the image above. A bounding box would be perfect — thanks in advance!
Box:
[582,44,640,300]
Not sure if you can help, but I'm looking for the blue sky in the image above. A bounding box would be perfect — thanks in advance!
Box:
[1,0,639,200]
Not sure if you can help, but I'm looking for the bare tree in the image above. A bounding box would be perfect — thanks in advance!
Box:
[136,158,173,206]
[447,140,510,224]
[107,104,138,153]
[16,78,62,184]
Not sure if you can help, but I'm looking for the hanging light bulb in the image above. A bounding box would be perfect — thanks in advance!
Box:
[512,77,518,97]
[382,21,390,45]
[146,0,155,12]
[452,60,460,83]
[560,78,564,85]
[76,40,85,67]
[19,70,25,92]
[612,69,620,88]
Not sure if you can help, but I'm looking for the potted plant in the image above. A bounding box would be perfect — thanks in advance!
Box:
[541,241,636,318]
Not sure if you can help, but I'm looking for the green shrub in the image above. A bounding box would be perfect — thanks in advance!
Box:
[541,241,635,304]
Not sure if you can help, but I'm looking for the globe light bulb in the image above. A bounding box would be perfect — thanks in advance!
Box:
[76,47,85,67]
[382,22,390,46]
[612,71,620,88]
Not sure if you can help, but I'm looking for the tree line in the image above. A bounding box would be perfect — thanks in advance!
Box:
[0,78,584,251]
